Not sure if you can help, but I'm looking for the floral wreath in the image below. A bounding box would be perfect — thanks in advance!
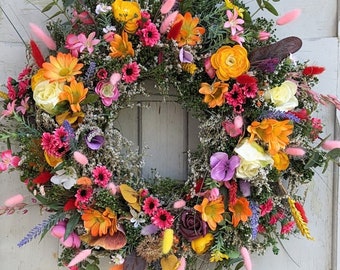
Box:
[1,0,340,270]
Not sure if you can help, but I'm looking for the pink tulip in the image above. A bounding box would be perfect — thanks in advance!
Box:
[276,9,301,25]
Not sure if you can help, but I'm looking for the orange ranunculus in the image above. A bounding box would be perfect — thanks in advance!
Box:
[42,52,83,83]
[170,12,205,47]
[109,31,134,58]
[199,81,229,108]
[194,197,225,231]
[112,0,141,34]
[191,233,214,254]
[59,80,88,113]
[273,151,290,171]
[55,110,84,127]
[228,197,252,227]
[247,119,294,156]
[210,45,250,81]
[82,207,118,237]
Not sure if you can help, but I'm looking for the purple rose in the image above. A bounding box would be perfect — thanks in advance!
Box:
[179,210,207,241]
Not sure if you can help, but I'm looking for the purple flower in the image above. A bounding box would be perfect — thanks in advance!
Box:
[85,129,105,150]
[210,152,240,181]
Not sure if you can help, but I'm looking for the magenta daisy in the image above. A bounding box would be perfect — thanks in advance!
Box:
[280,221,295,234]
[151,208,174,229]
[225,84,246,111]
[121,62,141,83]
[142,196,160,216]
[75,188,93,209]
[92,165,112,187]
[137,23,160,47]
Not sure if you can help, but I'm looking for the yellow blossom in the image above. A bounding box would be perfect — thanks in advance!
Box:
[112,0,141,34]
[162,229,174,254]
[210,250,229,262]
[273,151,290,171]
[191,233,214,254]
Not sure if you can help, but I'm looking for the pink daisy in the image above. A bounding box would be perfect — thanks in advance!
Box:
[151,208,174,229]
[225,84,246,108]
[137,23,160,47]
[280,221,295,234]
[75,188,93,209]
[92,165,112,187]
[142,196,160,216]
[122,62,140,83]
[269,211,285,225]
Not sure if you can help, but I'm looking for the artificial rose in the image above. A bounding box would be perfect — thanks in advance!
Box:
[33,80,64,114]
[234,139,273,178]
[112,0,141,34]
[95,80,120,106]
[179,210,207,241]
[265,80,298,111]
[210,45,250,81]
[191,233,214,254]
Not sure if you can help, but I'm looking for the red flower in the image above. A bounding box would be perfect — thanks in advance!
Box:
[302,66,325,76]
[33,171,53,184]
[64,198,77,211]
[294,201,308,223]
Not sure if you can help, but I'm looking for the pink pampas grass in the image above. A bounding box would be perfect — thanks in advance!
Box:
[276,9,301,25]
[160,11,179,34]
[160,0,176,14]
[67,249,92,267]
[73,151,88,165]
[4,194,24,207]
[240,247,252,270]
[29,23,57,50]
[322,140,340,150]
[285,147,306,156]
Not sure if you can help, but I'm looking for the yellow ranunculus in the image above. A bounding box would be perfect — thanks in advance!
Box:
[33,80,64,114]
[191,233,214,254]
[273,151,290,171]
[112,0,141,34]
[211,45,250,81]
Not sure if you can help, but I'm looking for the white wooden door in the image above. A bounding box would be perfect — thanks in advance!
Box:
[0,0,339,269]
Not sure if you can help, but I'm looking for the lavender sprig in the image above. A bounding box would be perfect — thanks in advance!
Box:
[249,200,259,240]
[259,110,301,123]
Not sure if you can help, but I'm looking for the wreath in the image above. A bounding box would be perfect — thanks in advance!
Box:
[1,0,339,270]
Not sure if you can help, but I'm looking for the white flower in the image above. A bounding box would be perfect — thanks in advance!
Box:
[111,254,124,265]
[50,167,77,189]
[130,209,146,228]
[264,80,298,111]
[235,139,273,179]
[95,3,112,14]
[33,80,64,114]
[103,25,116,33]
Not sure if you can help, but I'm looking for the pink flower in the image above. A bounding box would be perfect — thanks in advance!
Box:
[143,196,160,216]
[173,199,186,209]
[95,75,121,106]
[205,187,220,201]
[258,31,270,41]
[6,77,16,100]
[4,194,24,207]
[107,182,118,195]
[92,165,112,187]
[222,116,243,137]
[276,9,301,25]
[280,221,295,234]
[75,187,93,209]
[72,10,95,25]
[65,34,83,57]
[1,100,16,118]
[259,198,273,216]
[224,9,244,36]
[16,96,30,115]
[0,150,20,171]
[65,32,100,57]
[68,249,92,267]
[137,23,160,47]
[285,147,306,156]
[51,221,81,248]
[230,33,245,45]
[96,68,108,80]
[41,126,70,158]
[160,11,179,34]
[160,0,176,14]
[73,151,88,165]
[269,211,285,225]
[122,62,140,83]
[103,32,115,42]
[151,208,174,229]
[204,57,215,79]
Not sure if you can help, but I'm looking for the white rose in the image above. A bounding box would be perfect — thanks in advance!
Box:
[265,80,298,111]
[33,80,64,114]
[235,139,273,179]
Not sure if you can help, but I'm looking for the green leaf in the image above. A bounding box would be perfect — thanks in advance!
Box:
[263,1,279,16]
[62,0,75,7]
[85,264,100,270]
[325,148,340,160]
[82,93,99,105]
[48,10,64,20]
[304,151,321,169]
[235,262,244,270]
[52,100,69,115]
[64,212,80,240]
[41,2,56,13]
[256,0,263,9]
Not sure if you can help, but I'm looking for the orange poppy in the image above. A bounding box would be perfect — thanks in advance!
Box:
[59,80,88,113]
[228,197,252,227]
[42,52,83,83]
[199,81,229,108]
[247,119,294,155]
[194,197,225,230]
[109,31,134,58]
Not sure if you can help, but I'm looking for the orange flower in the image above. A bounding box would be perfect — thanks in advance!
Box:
[55,110,84,127]
[194,197,225,230]
[211,45,250,81]
[170,12,205,47]
[247,119,294,155]
[59,80,88,113]
[42,52,83,83]
[112,0,141,34]
[82,207,118,237]
[273,151,290,171]
[199,81,229,108]
[228,197,252,227]
[109,31,134,58]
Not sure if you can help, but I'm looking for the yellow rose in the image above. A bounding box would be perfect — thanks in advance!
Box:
[265,80,298,111]
[33,80,64,114]
[191,233,214,254]
[112,0,141,34]
[211,45,250,81]
[273,151,290,171]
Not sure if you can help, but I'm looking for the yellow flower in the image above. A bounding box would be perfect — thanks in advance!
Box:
[120,184,141,212]
[191,233,214,254]
[211,45,250,81]
[181,63,197,74]
[210,250,229,262]
[228,197,252,227]
[82,207,118,237]
[247,119,294,156]
[31,68,46,90]
[112,0,141,34]
[59,80,88,113]
[160,254,180,270]
[33,80,64,114]
[55,110,84,127]
[199,81,229,108]
[162,229,174,254]
[42,52,83,83]
[44,151,62,167]
[225,0,245,18]
[109,31,134,58]
[172,12,206,47]
[273,151,290,171]
[194,197,225,231]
